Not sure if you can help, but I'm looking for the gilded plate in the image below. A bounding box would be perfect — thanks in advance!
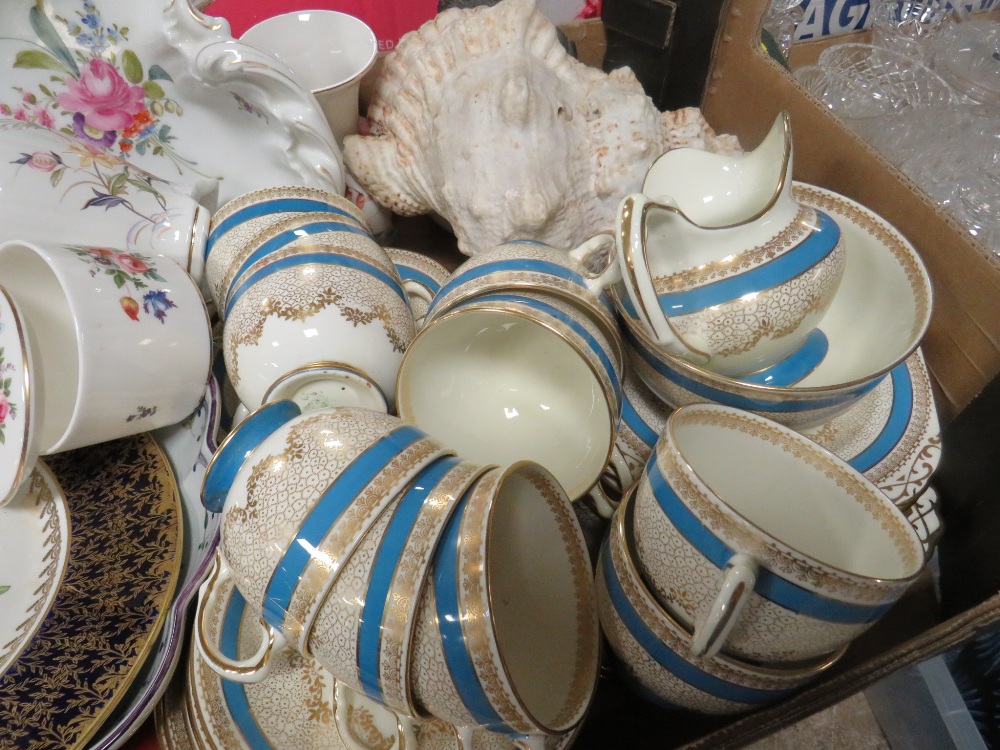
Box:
[0,433,182,750]
[0,461,70,675]
[89,377,223,750]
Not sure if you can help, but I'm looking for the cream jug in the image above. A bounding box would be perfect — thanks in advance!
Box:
[615,112,846,377]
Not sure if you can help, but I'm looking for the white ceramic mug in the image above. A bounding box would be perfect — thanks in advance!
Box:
[241,11,378,146]
[632,403,926,663]
[0,239,212,505]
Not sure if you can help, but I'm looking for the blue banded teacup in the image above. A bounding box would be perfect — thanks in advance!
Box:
[410,461,600,740]
[597,488,844,716]
[205,186,371,308]
[196,404,454,683]
[632,402,926,664]
[397,289,624,501]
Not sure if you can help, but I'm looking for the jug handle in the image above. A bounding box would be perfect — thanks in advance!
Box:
[615,194,709,364]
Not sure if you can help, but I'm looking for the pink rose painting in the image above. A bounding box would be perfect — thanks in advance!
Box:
[0,394,9,424]
[57,58,145,133]
[113,252,150,274]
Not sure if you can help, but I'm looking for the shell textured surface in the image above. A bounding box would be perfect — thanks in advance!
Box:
[344,0,740,256]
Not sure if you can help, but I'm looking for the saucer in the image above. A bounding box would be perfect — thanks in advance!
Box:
[0,285,34,507]
[0,433,181,750]
[88,376,224,750]
[802,347,941,507]
[0,0,344,205]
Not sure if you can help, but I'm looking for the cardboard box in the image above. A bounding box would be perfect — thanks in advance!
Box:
[369,7,1000,747]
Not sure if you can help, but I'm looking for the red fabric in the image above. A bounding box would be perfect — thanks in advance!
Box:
[200,0,439,49]
[122,719,159,750]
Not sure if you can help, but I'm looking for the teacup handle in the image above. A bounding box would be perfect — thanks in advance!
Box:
[615,194,710,365]
[567,231,622,295]
[588,448,635,520]
[195,552,287,684]
[690,553,758,659]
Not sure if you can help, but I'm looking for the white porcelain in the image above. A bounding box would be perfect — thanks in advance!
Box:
[221,224,415,410]
[0,239,212,475]
[424,234,622,344]
[616,113,846,376]
[343,0,740,257]
[397,290,623,501]
[632,403,926,663]
[0,0,345,206]
[615,182,934,431]
[0,287,34,507]
[262,362,388,414]
[241,10,378,147]
[410,461,600,740]
[597,490,844,715]
[198,405,453,678]
[0,462,70,673]
[0,119,212,280]
[384,247,450,328]
[206,185,371,309]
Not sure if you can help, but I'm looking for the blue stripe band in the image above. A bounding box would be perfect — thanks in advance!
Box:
[621,322,883,414]
[434,493,508,732]
[460,292,622,410]
[848,363,912,473]
[207,198,365,254]
[645,459,892,624]
[228,219,370,291]
[621,395,660,449]
[600,543,797,705]
[220,589,273,750]
[226,251,407,317]
[202,400,301,513]
[262,425,427,629]
[739,329,829,387]
[394,265,441,295]
[428,259,589,317]
[358,455,462,703]
[656,211,841,315]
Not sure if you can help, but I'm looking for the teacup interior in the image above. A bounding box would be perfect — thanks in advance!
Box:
[0,245,78,450]
[398,309,613,500]
[488,466,595,727]
[671,412,922,580]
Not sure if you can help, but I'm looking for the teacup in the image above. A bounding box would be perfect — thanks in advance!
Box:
[0,119,213,280]
[197,404,454,675]
[205,186,371,309]
[0,239,212,505]
[222,228,415,411]
[597,488,844,715]
[218,212,380,315]
[632,402,926,663]
[240,11,378,147]
[384,247,450,328]
[397,290,623,501]
[615,113,846,377]
[410,461,600,740]
[424,235,621,344]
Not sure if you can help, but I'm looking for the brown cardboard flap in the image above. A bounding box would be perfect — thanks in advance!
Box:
[700,0,1000,424]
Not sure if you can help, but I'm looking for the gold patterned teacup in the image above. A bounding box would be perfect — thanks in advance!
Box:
[632,403,926,664]
[597,488,845,716]
[409,461,601,742]
[221,224,415,411]
[197,404,454,682]
[205,185,371,309]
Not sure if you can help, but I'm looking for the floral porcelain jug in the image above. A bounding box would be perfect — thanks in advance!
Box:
[615,112,846,377]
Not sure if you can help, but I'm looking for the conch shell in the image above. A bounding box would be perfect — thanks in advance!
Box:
[344,0,740,256]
